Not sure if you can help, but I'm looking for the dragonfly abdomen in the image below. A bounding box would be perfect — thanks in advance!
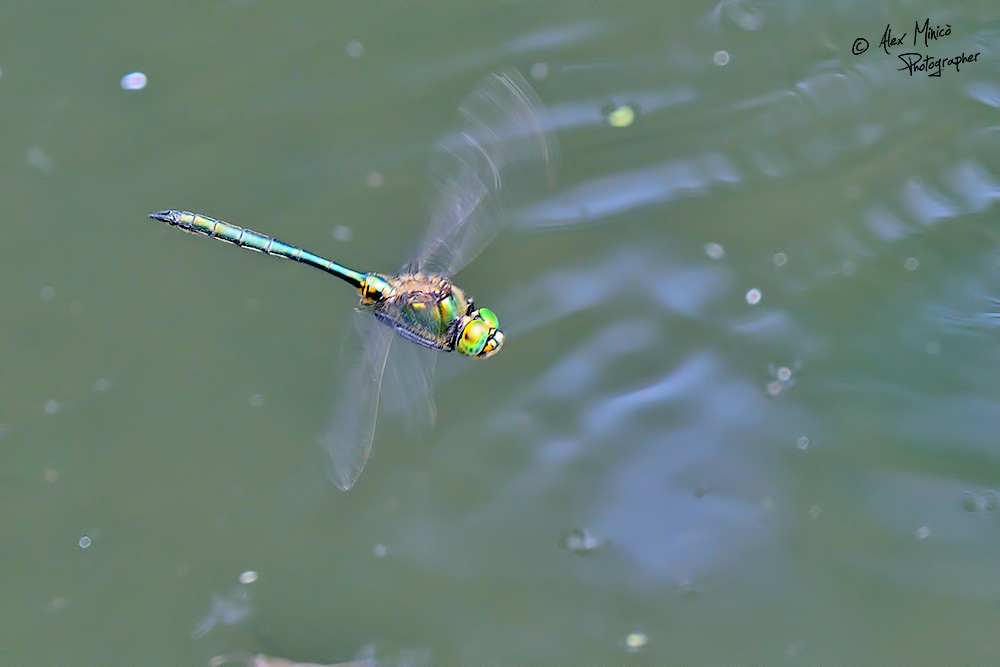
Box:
[148,210,366,289]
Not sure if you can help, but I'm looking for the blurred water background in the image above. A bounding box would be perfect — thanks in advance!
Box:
[2,1,1000,664]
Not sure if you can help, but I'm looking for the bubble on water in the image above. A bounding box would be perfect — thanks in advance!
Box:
[120,71,147,91]
[44,400,59,415]
[345,40,364,58]
[983,491,999,512]
[776,366,792,382]
[331,225,353,242]
[713,50,730,66]
[625,632,648,652]
[606,104,635,128]
[904,257,919,271]
[373,543,389,558]
[238,570,258,584]
[961,491,998,513]
[365,170,383,188]
[746,288,762,304]
[78,535,92,549]
[248,394,263,408]
[530,62,549,80]
[915,525,931,540]
[773,252,787,266]
[796,436,810,450]
[40,286,55,301]
[705,242,725,259]
[559,528,602,555]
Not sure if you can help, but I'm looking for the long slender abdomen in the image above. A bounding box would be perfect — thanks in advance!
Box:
[148,210,366,289]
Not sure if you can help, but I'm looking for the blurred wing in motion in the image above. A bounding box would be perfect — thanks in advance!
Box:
[414,68,560,277]
[319,310,394,491]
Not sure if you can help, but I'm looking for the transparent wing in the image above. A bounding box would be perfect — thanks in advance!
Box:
[414,68,559,276]
[319,309,394,491]
[381,327,438,429]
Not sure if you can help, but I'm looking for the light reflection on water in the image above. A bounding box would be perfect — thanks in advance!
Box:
[5,0,1000,664]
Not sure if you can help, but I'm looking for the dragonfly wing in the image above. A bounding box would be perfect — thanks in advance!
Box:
[414,68,559,276]
[381,328,438,430]
[319,309,394,491]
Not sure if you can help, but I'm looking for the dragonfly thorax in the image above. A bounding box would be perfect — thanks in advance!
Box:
[361,272,503,358]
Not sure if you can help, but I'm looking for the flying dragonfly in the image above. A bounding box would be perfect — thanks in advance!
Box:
[148,69,558,490]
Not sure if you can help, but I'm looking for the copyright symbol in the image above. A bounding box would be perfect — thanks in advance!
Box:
[852,38,868,55]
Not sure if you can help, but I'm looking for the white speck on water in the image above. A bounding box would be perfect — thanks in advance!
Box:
[773,252,787,266]
[238,570,258,584]
[776,366,792,382]
[530,62,549,80]
[561,528,602,554]
[78,535,91,549]
[606,104,635,128]
[904,257,919,271]
[746,288,762,304]
[373,543,389,558]
[44,400,59,415]
[796,436,810,450]
[120,71,147,90]
[625,632,648,652]
[915,525,931,540]
[713,50,730,66]
[345,40,364,58]
[331,225,353,242]
[705,242,725,259]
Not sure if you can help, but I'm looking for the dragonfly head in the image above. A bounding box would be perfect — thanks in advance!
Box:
[457,307,504,358]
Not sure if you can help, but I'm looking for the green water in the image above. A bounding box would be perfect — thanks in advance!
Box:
[3,1,1000,665]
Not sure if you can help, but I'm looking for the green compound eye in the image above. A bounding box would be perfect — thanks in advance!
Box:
[458,319,490,357]
[477,307,499,329]
[478,327,504,358]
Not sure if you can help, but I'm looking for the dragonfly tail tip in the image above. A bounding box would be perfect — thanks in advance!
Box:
[148,210,179,222]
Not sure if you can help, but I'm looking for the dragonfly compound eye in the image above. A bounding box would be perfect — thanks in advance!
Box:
[457,319,490,357]
[476,307,499,329]
[477,327,504,358]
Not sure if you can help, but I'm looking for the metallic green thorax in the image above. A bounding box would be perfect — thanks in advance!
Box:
[360,272,503,357]
[148,211,504,358]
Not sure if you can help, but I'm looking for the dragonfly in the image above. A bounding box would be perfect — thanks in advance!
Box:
[148,69,557,491]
